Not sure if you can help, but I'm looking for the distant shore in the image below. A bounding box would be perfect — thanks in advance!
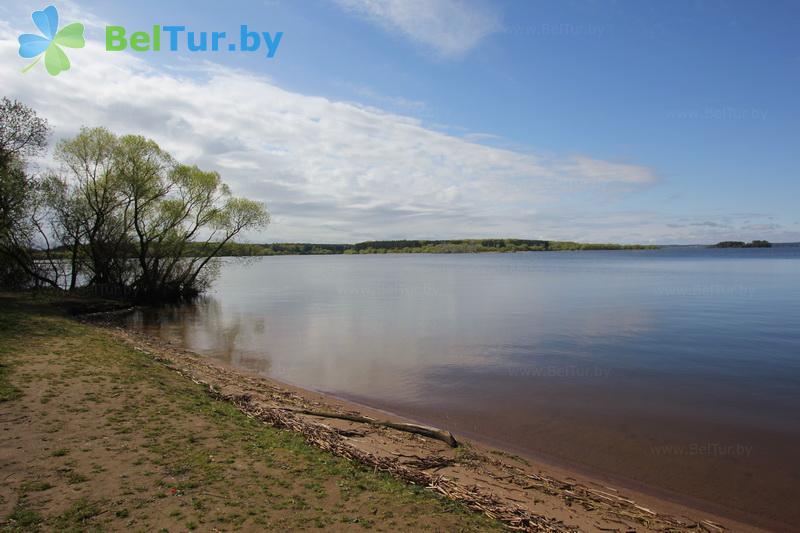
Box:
[186,238,659,257]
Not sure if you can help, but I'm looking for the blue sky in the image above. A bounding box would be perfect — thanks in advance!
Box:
[1,0,798,243]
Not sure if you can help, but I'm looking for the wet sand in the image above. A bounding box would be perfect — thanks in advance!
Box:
[344,392,797,532]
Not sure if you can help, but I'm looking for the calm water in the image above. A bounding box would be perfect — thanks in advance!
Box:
[127,248,800,528]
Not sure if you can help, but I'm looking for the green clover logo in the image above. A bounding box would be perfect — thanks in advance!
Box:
[18,5,85,76]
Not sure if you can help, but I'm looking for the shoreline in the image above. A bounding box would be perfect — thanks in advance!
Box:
[238,377,782,533]
[89,310,769,533]
[328,392,785,533]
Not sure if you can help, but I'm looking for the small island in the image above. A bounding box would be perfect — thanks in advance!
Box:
[710,240,772,248]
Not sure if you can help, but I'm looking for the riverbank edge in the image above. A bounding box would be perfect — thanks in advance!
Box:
[74,304,769,533]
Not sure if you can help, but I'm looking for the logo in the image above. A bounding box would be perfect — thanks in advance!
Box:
[105,26,283,57]
[18,5,85,76]
[15,5,282,75]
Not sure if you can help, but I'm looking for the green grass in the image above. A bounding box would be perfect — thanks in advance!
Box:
[6,502,43,531]
[19,481,52,493]
[0,358,21,402]
[51,499,104,532]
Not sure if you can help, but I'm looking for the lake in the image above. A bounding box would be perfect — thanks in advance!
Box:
[126,247,800,529]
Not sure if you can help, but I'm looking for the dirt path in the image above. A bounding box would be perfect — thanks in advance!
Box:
[0,296,503,532]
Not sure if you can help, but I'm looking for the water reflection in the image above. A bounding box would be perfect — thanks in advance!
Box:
[130,298,275,374]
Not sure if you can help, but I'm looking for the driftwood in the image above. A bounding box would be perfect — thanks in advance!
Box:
[281,407,459,447]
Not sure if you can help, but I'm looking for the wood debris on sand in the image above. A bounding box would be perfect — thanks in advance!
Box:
[85,312,729,533]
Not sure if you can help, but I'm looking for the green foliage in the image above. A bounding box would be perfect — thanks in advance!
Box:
[711,240,771,248]
[0,97,50,159]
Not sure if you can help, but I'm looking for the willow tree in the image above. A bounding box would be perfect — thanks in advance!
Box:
[56,127,269,302]
[54,127,130,289]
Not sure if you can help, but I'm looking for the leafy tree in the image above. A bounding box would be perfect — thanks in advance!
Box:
[54,127,270,301]
[56,127,133,289]
[0,97,49,161]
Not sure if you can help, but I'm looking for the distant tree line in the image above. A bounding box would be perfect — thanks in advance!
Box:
[185,239,658,257]
[0,98,269,302]
[710,240,771,249]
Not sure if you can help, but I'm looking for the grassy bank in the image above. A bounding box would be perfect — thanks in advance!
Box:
[0,295,501,532]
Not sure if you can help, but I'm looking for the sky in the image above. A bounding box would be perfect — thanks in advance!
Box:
[1,0,798,244]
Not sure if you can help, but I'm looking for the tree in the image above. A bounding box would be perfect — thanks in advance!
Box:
[0,98,58,289]
[40,173,88,290]
[55,127,270,301]
[0,97,49,162]
[55,127,133,289]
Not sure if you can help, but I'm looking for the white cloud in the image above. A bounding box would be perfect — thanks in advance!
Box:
[0,20,661,243]
[333,0,502,58]
[558,155,657,184]
[340,82,426,112]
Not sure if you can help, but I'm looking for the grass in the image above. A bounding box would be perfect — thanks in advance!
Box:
[0,361,21,402]
[0,294,503,532]
[6,503,42,531]
[51,499,104,532]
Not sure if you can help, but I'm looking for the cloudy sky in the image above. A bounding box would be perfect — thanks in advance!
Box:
[1,0,798,244]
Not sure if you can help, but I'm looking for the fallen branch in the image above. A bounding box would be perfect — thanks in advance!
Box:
[280,407,459,447]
